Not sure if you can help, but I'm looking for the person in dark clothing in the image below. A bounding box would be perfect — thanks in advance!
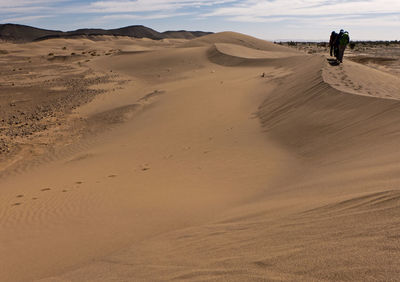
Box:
[337,30,350,63]
[333,29,344,60]
[329,31,337,57]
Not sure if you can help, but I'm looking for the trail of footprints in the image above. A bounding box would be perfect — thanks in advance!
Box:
[328,68,363,91]
[12,179,92,207]
[328,65,388,97]
[10,163,155,207]
[10,136,226,207]
[338,68,365,92]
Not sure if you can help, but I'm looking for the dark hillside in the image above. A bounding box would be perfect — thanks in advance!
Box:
[0,24,212,42]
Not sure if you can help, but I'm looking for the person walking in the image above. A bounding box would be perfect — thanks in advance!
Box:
[333,29,344,60]
[329,31,337,57]
[337,30,350,63]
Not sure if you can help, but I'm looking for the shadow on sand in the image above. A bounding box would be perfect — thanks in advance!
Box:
[327,58,340,66]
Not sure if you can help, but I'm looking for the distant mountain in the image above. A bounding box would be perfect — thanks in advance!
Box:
[0,24,62,42]
[0,23,213,42]
[66,25,164,40]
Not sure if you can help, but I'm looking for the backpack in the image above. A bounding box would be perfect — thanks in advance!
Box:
[340,32,349,46]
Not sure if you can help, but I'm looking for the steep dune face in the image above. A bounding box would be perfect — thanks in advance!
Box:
[208,42,301,66]
[2,32,400,281]
[182,31,292,52]
[214,43,299,59]
[258,55,400,162]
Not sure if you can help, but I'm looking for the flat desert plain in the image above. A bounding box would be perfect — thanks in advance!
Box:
[1,32,400,281]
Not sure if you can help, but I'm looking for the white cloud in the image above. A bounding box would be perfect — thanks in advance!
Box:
[0,14,53,23]
[101,12,193,20]
[207,0,400,19]
[0,0,66,8]
[0,0,238,28]
[85,0,236,13]
[0,0,67,14]
[0,0,236,20]
[0,0,52,7]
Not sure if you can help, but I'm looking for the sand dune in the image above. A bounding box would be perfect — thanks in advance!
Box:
[181,31,287,51]
[1,32,400,281]
[214,43,299,59]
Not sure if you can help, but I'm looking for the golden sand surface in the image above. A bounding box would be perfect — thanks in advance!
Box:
[1,32,400,281]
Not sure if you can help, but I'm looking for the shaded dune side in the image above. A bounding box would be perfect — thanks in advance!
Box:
[301,189,400,217]
[182,31,295,52]
[207,43,302,67]
[258,55,400,161]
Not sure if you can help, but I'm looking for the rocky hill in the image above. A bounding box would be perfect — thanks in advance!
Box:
[0,23,213,42]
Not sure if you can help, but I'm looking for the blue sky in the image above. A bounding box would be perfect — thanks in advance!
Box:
[1,0,399,41]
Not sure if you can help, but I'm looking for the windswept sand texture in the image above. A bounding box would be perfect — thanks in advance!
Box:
[1,32,400,281]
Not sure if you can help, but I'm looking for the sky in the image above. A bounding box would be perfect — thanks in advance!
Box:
[0,0,399,41]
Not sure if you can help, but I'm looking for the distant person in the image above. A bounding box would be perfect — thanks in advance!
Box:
[329,31,338,57]
[337,30,350,63]
[333,29,344,60]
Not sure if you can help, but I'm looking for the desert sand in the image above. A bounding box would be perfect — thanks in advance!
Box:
[1,32,400,281]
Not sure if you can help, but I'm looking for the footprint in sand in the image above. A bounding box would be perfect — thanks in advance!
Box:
[108,174,117,178]
[41,188,51,192]
[139,164,150,171]
[12,203,22,206]
[32,197,38,200]
[75,181,83,185]
[16,194,24,198]
[62,190,68,193]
